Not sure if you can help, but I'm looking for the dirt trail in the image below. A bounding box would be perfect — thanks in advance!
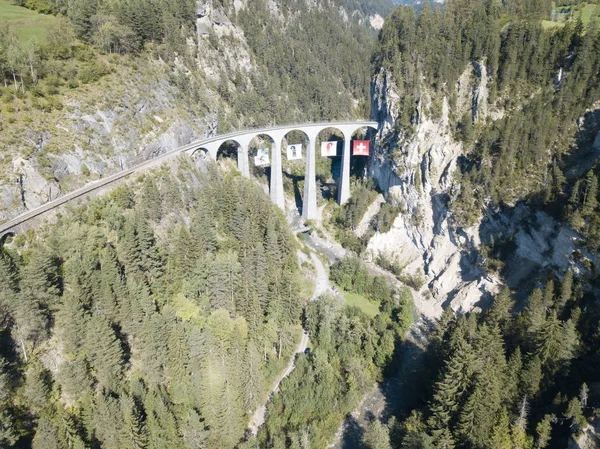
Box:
[246,235,324,436]
[247,329,309,436]
[311,252,330,300]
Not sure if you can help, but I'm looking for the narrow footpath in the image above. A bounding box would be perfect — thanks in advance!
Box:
[247,329,309,436]
[246,240,326,436]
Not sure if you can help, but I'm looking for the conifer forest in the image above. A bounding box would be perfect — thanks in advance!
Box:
[1,0,600,448]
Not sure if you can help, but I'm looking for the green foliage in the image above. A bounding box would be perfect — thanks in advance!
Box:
[261,289,412,447]
[393,273,599,449]
[0,162,309,447]
[375,0,600,224]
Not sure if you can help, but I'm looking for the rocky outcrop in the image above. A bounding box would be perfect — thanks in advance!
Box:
[367,67,491,316]
[568,419,600,449]
[195,1,253,81]
[0,63,211,223]
[366,65,592,316]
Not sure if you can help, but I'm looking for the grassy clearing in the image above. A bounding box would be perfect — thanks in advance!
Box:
[542,3,600,30]
[344,291,380,317]
[580,4,600,24]
[0,0,57,43]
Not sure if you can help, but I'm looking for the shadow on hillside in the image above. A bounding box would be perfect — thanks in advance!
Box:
[336,329,430,449]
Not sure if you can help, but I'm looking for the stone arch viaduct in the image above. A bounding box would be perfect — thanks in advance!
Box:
[0,121,378,242]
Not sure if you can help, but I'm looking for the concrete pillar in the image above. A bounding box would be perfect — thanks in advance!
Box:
[338,135,352,205]
[302,133,318,221]
[270,134,285,210]
[237,145,250,178]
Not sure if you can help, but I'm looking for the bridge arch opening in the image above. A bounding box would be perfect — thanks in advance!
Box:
[0,231,15,247]
[315,127,346,201]
[191,147,210,163]
[348,125,378,182]
[248,133,277,183]
[282,130,311,213]
[216,140,244,173]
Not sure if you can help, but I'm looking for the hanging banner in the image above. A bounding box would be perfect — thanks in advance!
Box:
[286,144,303,161]
[353,140,370,156]
[321,141,338,157]
[254,148,270,166]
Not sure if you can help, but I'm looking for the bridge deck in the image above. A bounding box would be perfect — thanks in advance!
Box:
[0,121,378,235]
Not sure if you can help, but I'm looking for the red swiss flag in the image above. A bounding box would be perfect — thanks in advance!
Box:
[353,140,370,156]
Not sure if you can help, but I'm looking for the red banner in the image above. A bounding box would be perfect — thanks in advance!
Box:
[353,140,369,156]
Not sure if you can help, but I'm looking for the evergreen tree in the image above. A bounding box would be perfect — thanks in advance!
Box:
[85,315,125,392]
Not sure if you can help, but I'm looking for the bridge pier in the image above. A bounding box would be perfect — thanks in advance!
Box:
[302,131,319,221]
[237,146,250,178]
[269,131,286,211]
[338,136,352,205]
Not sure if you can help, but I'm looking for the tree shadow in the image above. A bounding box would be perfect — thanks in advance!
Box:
[339,413,366,449]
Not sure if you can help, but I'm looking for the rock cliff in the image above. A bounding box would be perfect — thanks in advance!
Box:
[367,65,597,316]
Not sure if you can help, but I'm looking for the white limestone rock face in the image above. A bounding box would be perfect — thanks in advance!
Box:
[196,1,253,82]
[367,68,489,316]
[367,66,597,317]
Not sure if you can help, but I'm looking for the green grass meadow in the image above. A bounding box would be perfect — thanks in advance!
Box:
[344,291,380,318]
[0,0,56,42]
[542,2,600,30]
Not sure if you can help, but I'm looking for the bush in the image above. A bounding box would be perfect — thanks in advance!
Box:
[398,269,427,290]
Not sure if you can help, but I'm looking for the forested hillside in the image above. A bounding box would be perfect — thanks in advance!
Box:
[373,0,600,226]
[0,155,413,448]
[0,159,305,447]
[383,277,600,449]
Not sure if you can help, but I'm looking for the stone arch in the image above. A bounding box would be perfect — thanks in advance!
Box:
[190,147,210,161]
[350,124,378,141]
[247,133,277,174]
[216,139,242,161]
[0,231,15,247]
[348,124,378,177]
[282,129,310,163]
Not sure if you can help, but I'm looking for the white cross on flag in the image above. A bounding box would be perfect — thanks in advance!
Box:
[353,140,370,156]
[254,148,270,167]
[287,144,303,161]
[321,141,338,157]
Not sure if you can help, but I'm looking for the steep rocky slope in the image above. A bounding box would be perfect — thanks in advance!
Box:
[366,65,600,314]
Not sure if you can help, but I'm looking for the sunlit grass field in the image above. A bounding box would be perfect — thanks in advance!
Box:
[542,2,600,30]
[344,291,380,317]
[0,0,56,42]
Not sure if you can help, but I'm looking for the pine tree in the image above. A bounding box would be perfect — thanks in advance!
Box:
[487,287,513,329]
[144,387,179,448]
[582,171,598,217]
[535,310,564,370]
[523,288,546,345]
[120,394,149,449]
[489,408,512,449]
[362,419,392,449]
[557,270,573,310]
[56,290,88,356]
[92,393,123,448]
[24,363,51,414]
[56,358,92,400]
[32,417,61,449]
[97,245,126,323]
[140,177,163,222]
[428,335,475,434]
[85,315,124,392]
[135,213,163,283]
[534,415,553,449]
